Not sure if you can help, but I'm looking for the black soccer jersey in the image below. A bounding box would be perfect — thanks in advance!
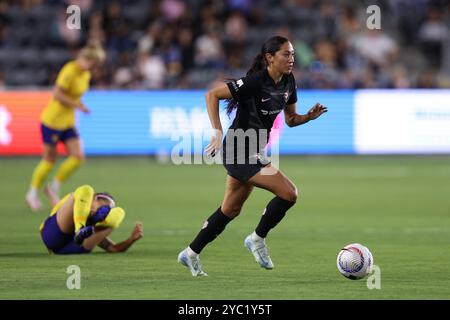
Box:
[226,68,297,132]
[224,69,297,162]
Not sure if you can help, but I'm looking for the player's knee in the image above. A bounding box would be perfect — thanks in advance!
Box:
[75,184,94,197]
[73,154,85,163]
[221,205,242,218]
[80,184,93,193]
[43,155,57,164]
[281,186,298,203]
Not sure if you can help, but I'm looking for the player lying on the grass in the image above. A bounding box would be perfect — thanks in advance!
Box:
[39,184,143,254]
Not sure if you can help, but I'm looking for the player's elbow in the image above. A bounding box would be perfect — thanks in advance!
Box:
[285,118,294,127]
[53,89,63,103]
[106,245,120,253]
[107,244,129,253]
[205,89,217,102]
[53,88,66,104]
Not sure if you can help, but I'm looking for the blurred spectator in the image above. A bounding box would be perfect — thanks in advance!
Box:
[224,10,248,69]
[158,26,183,84]
[177,27,195,73]
[360,67,377,88]
[418,7,449,69]
[225,10,247,44]
[317,1,337,41]
[138,21,162,54]
[137,51,167,89]
[194,27,226,69]
[417,69,438,88]
[390,65,411,88]
[103,1,133,54]
[314,40,338,68]
[0,23,7,48]
[0,1,9,39]
[113,51,136,88]
[226,0,256,17]
[350,29,399,69]
[0,71,5,89]
[338,6,361,39]
[87,11,105,44]
[392,0,429,44]
[196,2,222,36]
[159,0,186,22]
[51,5,83,47]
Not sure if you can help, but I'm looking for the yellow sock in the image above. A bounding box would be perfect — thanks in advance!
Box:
[96,207,126,229]
[30,160,55,189]
[73,185,94,232]
[54,156,83,184]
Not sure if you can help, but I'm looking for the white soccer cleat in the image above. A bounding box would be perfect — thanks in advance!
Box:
[25,190,42,212]
[177,248,208,277]
[44,183,60,207]
[244,234,274,269]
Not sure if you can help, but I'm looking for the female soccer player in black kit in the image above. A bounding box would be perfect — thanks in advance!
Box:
[178,36,327,276]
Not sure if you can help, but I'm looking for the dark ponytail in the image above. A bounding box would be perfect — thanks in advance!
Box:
[246,53,266,76]
[225,36,289,116]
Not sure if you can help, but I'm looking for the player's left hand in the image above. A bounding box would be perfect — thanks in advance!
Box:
[131,222,143,241]
[307,103,328,120]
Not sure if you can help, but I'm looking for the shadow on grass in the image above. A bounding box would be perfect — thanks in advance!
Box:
[0,252,50,258]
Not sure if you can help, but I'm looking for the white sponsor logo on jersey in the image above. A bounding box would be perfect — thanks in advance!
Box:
[261,109,282,116]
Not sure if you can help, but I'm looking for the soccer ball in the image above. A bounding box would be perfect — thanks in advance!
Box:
[337,243,373,280]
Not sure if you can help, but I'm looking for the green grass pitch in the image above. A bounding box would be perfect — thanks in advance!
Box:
[0,156,449,299]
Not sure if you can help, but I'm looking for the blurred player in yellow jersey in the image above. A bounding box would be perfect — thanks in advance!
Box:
[26,42,106,211]
[40,184,143,254]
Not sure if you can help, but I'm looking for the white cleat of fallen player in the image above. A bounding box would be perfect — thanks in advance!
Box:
[25,188,42,212]
[44,180,60,207]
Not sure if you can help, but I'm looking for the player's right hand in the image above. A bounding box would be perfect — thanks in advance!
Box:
[78,103,90,114]
[307,103,327,120]
[205,129,223,157]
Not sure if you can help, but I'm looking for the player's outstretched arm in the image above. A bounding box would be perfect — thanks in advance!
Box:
[53,86,90,113]
[97,222,144,253]
[284,103,328,127]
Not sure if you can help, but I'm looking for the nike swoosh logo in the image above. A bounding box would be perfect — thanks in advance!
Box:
[261,98,271,102]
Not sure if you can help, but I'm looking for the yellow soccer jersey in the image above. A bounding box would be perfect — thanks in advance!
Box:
[41,61,91,130]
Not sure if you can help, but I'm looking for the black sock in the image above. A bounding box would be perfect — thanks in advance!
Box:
[255,196,296,238]
[189,207,232,254]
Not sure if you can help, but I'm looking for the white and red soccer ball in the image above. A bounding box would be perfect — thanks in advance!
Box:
[337,243,374,280]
